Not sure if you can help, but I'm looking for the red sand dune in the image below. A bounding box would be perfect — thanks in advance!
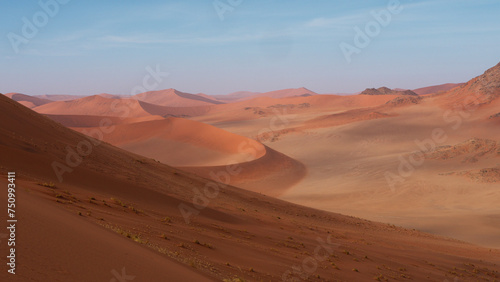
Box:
[196,93,222,102]
[97,93,124,99]
[413,83,464,95]
[251,87,318,99]
[211,90,261,102]
[132,88,223,107]
[211,87,316,102]
[34,94,87,101]
[1,94,499,281]
[44,114,164,127]
[35,94,215,120]
[192,94,399,124]
[72,117,266,167]
[304,108,398,129]
[137,101,213,117]
[5,92,52,108]
[34,95,154,118]
[183,146,307,197]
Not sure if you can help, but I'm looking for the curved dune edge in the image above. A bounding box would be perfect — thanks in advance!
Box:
[44,114,165,127]
[180,146,307,197]
[67,117,267,167]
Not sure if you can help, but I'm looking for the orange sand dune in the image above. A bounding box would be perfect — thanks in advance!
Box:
[34,95,154,118]
[34,94,87,101]
[211,90,261,102]
[193,94,399,125]
[97,93,124,99]
[304,108,397,129]
[196,93,222,102]
[5,92,52,108]
[137,100,214,117]
[210,87,316,102]
[183,146,307,197]
[17,100,36,108]
[133,88,223,107]
[73,117,266,167]
[250,87,318,99]
[1,93,498,281]
[413,83,464,95]
[44,114,165,127]
[251,95,420,140]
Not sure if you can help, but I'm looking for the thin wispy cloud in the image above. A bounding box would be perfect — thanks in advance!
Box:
[98,33,266,45]
[305,15,366,28]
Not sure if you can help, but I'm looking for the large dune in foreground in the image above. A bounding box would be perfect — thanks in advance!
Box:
[1,94,499,281]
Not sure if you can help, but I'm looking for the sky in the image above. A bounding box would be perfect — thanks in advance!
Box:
[1,0,500,96]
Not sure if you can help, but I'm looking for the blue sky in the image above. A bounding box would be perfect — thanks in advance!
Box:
[1,0,499,96]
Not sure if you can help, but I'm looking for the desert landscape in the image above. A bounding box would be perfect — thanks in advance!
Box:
[1,63,499,281]
[1,1,500,281]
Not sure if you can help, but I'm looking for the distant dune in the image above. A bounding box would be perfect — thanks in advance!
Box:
[34,95,153,118]
[211,91,261,102]
[44,114,165,127]
[210,87,317,102]
[34,94,87,101]
[5,92,52,108]
[413,83,464,95]
[132,88,223,107]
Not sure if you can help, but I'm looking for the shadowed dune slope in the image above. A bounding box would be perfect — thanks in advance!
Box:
[33,95,153,118]
[34,94,87,101]
[44,114,164,127]
[5,92,52,108]
[132,88,223,107]
[183,146,307,197]
[0,179,213,282]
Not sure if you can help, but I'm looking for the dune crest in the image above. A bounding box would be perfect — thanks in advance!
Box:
[132,88,223,107]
